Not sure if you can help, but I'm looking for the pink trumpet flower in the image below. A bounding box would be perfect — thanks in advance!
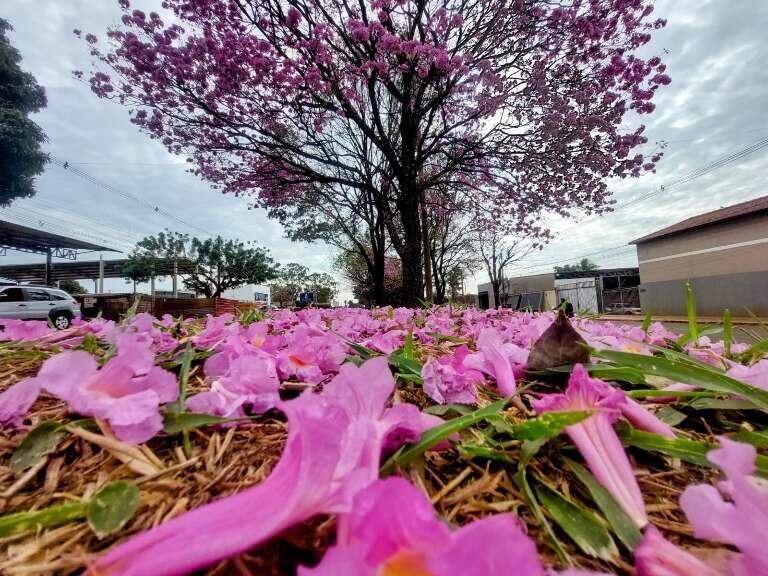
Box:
[635,526,721,576]
[465,327,528,395]
[1,333,177,443]
[533,365,648,527]
[0,319,53,341]
[300,476,546,576]
[90,357,445,576]
[679,437,768,575]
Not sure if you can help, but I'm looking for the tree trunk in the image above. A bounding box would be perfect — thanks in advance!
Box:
[398,193,424,306]
[491,279,502,308]
[420,200,433,302]
[372,247,386,306]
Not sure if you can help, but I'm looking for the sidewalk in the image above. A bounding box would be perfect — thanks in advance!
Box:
[601,314,767,325]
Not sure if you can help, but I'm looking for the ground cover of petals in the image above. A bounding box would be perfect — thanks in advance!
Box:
[0,306,766,575]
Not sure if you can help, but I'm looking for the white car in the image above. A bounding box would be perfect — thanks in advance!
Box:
[0,285,82,329]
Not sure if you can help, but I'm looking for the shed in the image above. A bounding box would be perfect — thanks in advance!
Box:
[630,195,768,315]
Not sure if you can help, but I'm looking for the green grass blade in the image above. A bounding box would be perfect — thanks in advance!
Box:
[594,349,768,410]
[566,459,642,550]
[513,460,569,563]
[535,482,619,561]
[641,308,653,333]
[403,329,415,360]
[618,425,768,475]
[0,502,87,538]
[723,309,733,358]
[686,281,698,342]
[380,398,509,476]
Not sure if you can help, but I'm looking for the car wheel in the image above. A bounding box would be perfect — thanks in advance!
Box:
[51,311,72,330]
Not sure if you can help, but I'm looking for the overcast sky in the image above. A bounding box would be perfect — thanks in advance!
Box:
[2,0,768,299]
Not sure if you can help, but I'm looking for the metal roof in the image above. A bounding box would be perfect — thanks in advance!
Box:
[554,267,639,280]
[630,195,768,244]
[0,258,196,284]
[0,219,120,255]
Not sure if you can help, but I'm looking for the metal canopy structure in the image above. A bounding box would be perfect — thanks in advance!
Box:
[0,219,119,257]
[0,219,121,286]
[0,258,196,285]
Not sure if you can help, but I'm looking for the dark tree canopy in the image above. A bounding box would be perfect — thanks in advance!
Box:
[554,258,600,274]
[59,279,87,295]
[127,231,279,298]
[0,19,48,206]
[269,263,338,307]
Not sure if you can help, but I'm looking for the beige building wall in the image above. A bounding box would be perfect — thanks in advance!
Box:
[637,213,768,283]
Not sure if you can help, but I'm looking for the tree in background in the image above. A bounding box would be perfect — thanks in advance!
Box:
[336,249,402,306]
[475,228,537,309]
[59,279,87,295]
[0,19,48,205]
[555,259,600,274]
[269,263,338,307]
[126,231,278,298]
[184,237,279,298]
[82,0,669,305]
[120,254,156,294]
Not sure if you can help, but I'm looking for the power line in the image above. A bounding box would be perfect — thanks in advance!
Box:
[50,156,215,238]
[557,135,768,235]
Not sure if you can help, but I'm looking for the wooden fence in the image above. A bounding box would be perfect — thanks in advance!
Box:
[77,294,259,321]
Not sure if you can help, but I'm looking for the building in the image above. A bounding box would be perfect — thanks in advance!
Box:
[631,195,768,316]
[476,268,640,313]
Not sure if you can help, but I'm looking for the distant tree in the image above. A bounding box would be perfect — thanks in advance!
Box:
[554,258,600,274]
[474,227,537,309]
[305,272,338,305]
[0,19,48,205]
[121,253,157,293]
[336,249,402,306]
[268,263,337,307]
[184,236,279,298]
[127,231,278,298]
[59,279,87,295]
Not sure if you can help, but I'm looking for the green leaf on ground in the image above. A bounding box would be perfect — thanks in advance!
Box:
[403,330,415,360]
[655,406,688,426]
[513,454,569,563]
[381,398,509,476]
[388,350,423,377]
[163,412,234,434]
[347,341,379,359]
[424,404,473,417]
[511,411,592,441]
[734,428,768,449]
[566,459,642,550]
[535,482,619,561]
[689,398,760,411]
[11,421,67,473]
[87,481,140,538]
[618,425,768,475]
[594,349,768,410]
[0,502,87,538]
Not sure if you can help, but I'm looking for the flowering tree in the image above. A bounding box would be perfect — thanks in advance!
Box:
[80,0,669,305]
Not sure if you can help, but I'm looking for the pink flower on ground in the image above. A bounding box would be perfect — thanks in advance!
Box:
[0,319,53,342]
[188,351,280,417]
[465,327,528,395]
[679,437,768,575]
[14,333,177,444]
[727,360,768,391]
[300,476,545,576]
[423,345,484,404]
[0,378,41,427]
[363,329,403,354]
[533,365,648,527]
[635,526,721,576]
[90,357,445,576]
[191,313,236,348]
[277,331,324,383]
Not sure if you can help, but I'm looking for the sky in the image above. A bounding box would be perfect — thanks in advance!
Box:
[2,0,768,300]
